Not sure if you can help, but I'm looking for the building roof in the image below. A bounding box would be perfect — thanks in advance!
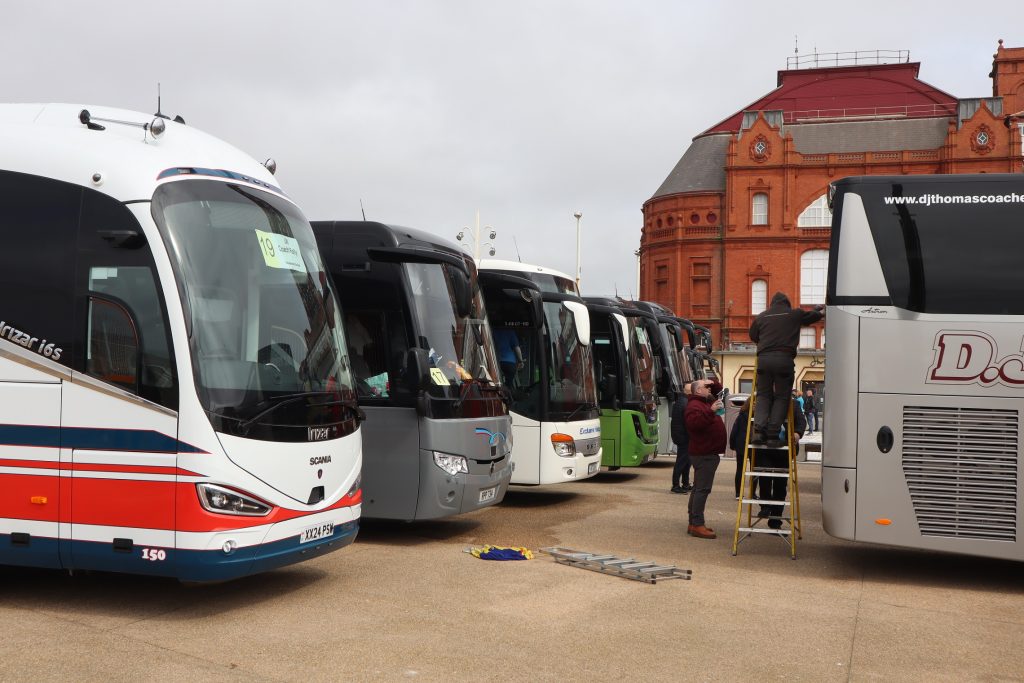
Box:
[649,134,730,199]
[649,117,952,201]
[787,117,949,153]
[702,62,957,135]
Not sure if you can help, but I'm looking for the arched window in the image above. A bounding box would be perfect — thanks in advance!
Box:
[751,279,767,315]
[797,194,833,227]
[752,193,768,225]
[800,249,829,305]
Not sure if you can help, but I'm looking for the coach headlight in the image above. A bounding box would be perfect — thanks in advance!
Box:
[346,474,361,498]
[433,452,469,476]
[197,483,272,516]
[550,433,576,458]
[632,414,645,439]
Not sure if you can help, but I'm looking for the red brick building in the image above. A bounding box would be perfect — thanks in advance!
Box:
[641,41,1024,365]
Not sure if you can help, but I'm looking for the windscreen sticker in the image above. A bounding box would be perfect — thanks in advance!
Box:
[430,368,450,386]
[255,229,307,273]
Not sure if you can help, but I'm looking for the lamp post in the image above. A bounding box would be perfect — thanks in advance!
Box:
[573,211,582,289]
[456,210,496,261]
[634,247,642,298]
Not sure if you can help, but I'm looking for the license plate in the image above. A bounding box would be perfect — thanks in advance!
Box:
[300,522,334,544]
[588,461,599,475]
[478,486,497,503]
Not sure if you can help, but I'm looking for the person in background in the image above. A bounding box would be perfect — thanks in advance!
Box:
[748,293,824,447]
[793,389,804,417]
[685,379,726,539]
[804,388,818,433]
[492,327,524,387]
[670,383,693,494]
[729,396,753,500]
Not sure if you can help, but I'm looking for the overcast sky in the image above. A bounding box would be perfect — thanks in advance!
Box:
[1,2,1010,296]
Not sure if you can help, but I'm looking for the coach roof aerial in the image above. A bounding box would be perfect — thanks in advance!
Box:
[0,103,280,201]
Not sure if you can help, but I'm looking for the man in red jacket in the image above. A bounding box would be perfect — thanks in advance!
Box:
[684,379,726,539]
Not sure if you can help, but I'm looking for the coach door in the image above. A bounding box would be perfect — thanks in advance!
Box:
[64,189,180,575]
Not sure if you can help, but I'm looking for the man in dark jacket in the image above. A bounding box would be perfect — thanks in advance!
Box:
[670,383,692,493]
[804,388,818,433]
[729,397,752,499]
[684,379,726,539]
[748,292,823,447]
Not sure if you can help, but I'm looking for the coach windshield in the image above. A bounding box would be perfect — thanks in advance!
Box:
[152,180,358,442]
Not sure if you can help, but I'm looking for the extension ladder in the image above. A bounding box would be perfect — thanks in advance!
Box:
[539,547,692,583]
[731,365,803,559]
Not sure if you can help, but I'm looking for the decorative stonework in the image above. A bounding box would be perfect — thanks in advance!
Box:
[749,135,771,162]
[970,124,995,155]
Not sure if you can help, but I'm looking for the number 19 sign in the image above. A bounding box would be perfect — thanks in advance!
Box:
[255,228,307,273]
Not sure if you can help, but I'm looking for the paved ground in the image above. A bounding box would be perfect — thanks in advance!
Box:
[2,457,1023,682]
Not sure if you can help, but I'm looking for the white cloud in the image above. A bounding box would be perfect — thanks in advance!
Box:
[0,0,1004,300]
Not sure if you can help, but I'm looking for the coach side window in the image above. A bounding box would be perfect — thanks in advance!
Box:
[85,296,139,392]
[76,190,178,409]
[0,170,78,367]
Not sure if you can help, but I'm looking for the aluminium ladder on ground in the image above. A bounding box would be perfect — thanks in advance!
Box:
[731,363,803,559]
[539,547,692,583]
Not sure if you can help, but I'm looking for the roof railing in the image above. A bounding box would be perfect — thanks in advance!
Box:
[783,102,957,123]
[786,50,910,70]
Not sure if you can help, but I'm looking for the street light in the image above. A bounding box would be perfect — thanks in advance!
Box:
[456,210,496,261]
[573,211,582,289]
[634,247,642,298]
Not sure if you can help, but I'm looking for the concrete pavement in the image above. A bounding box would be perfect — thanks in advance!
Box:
[1,458,1022,682]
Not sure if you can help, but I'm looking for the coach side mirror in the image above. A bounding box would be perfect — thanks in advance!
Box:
[404,348,430,394]
[451,269,473,318]
[601,373,619,403]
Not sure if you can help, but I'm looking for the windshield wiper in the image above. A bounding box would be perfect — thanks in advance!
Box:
[564,401,600,422]
[237,391,364,435]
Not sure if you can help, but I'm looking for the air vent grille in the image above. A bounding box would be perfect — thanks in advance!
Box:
[902,406,1017,542]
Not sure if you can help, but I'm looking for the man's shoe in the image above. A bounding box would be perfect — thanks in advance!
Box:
[689,525,716,539]
[681,484,693,493]
[757,506,771,518]
[671,486,685,493]
[766,438,785,449]
[749,431,766,446]
[768,519,783,530]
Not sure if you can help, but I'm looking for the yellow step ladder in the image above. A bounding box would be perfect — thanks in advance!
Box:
[731,369,803,559]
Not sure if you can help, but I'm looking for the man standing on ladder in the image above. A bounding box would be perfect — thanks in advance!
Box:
[748,292,824,448]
